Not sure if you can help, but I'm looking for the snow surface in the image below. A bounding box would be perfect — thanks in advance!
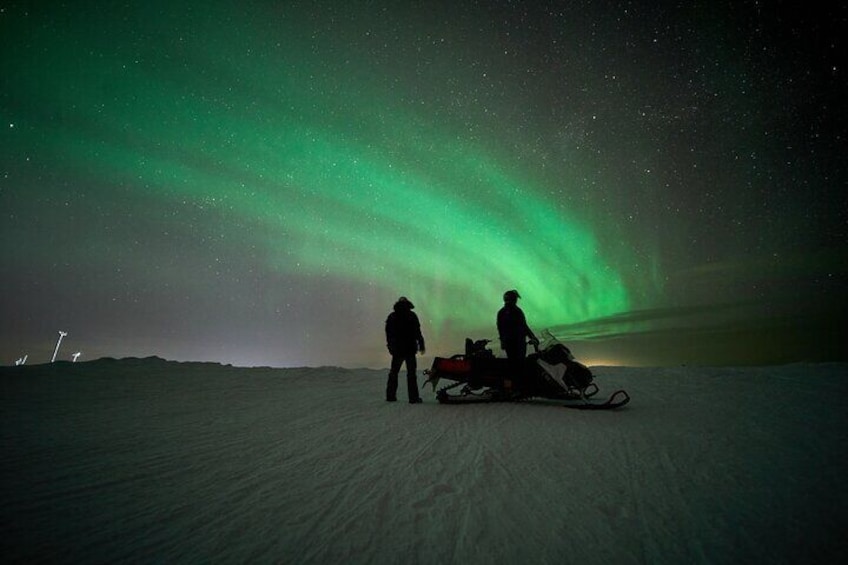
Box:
[1,358,846,564]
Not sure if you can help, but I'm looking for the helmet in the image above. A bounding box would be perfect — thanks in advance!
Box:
[503,289,520,303]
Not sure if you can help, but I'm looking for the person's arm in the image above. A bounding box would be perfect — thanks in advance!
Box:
[385,315,396,353]
[522,311,539,344]
[415,315,425,353]
[496,309,506,350]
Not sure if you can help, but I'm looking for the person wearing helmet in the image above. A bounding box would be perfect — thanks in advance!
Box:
[497,289,539,381]
[385,296,426,403]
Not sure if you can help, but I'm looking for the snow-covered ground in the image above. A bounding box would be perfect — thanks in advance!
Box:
[1,358,846,564]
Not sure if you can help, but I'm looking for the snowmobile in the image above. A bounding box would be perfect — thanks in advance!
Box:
[423,330,630,410]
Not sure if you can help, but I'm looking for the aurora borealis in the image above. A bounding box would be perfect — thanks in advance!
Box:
[2,1,846,367]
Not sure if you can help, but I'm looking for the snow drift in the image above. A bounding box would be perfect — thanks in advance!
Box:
[1,358,846,564]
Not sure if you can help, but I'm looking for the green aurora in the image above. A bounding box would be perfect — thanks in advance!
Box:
[2,2,844,366]
[3,4,631,346]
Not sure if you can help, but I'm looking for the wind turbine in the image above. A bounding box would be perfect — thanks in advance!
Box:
[52,331,68,363]
[15,355,27,366]
[72,352,81,362]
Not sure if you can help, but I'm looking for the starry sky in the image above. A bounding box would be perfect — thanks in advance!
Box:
[2,1,846,367]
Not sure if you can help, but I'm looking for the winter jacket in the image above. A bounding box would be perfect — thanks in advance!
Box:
[385,301,425,355]
[497,303,534,350]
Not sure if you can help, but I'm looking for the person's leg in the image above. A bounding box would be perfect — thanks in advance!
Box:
[405,353,421,403]
[505,346,527,379]
[504,344,527,393]
[386,355,402,401]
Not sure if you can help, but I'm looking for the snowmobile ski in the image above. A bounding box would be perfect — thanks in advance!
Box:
[436,386,630,410]
[557,389,630,410]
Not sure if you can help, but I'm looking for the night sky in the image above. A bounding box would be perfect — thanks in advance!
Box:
[2,1,846,367]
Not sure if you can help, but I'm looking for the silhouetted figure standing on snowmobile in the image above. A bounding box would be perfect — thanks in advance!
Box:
[385,296,426,403]
[497,290,539,382]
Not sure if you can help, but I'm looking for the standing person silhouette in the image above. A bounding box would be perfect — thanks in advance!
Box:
[497,289,539,384]
[385,296,426,403]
